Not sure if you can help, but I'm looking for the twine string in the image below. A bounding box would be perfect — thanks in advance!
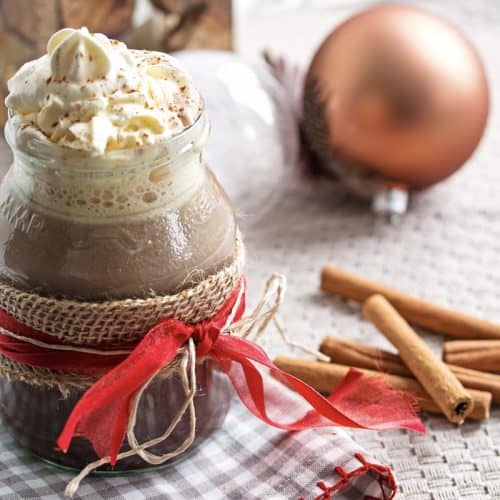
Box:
[64,339,197,497]
[224,272,285,340]
[0,325,133,356]
[126,338,197,465]
[225,273,329,362]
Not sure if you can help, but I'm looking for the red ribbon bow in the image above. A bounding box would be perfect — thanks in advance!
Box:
[0,281,424,465]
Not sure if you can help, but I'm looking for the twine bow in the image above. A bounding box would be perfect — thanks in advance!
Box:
[0,274,424,497]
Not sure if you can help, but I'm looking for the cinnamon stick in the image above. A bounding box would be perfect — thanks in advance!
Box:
[320,336,412,377]
[321,265,500,340]
[363,295,472,423]
[443,340,500,372]
[274,357,491,421]
[320,335,500,403]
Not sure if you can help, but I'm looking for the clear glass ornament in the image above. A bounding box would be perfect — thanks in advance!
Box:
[174,50,299,228]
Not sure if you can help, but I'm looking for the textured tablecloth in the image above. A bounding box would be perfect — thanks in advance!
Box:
[1,0,500,498]
[0,399,398,499]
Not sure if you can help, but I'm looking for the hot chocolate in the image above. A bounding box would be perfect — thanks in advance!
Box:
[0,28,238,470]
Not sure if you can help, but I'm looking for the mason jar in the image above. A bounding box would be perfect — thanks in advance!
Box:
[0,108,237,470]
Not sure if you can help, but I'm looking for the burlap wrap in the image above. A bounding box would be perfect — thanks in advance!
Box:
[0,233,245,389]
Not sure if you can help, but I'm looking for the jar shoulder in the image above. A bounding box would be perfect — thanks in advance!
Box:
[0,163,237,299]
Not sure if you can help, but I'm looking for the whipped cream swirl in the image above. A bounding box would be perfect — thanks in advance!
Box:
[5,28,202,153]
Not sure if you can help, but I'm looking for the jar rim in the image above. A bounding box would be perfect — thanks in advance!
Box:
[4,105,207,176]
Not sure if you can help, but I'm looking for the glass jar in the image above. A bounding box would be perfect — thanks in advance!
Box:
[0,109,237,470]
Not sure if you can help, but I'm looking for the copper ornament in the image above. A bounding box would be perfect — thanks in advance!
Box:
[303,4,489,192]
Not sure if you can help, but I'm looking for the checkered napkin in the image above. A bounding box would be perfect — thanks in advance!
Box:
[0,397,396,499]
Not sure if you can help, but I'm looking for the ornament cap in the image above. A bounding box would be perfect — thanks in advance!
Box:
[372,185,409,216]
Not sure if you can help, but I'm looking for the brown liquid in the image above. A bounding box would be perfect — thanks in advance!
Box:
[0,160,237,468]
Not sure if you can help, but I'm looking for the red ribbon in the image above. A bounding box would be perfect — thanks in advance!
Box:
[0,281,424,465]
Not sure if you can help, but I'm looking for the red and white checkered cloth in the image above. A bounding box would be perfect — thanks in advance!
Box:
[0,397,397,499]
